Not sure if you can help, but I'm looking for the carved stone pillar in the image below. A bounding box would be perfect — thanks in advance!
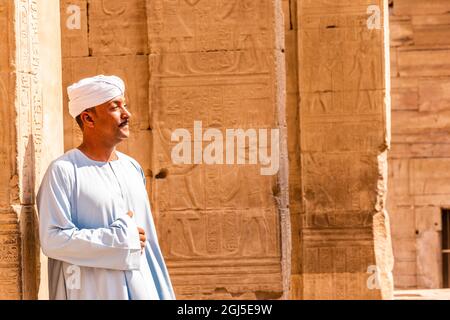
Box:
[292,0,394,299]
[0,0,63,300]
[147,0,290,299]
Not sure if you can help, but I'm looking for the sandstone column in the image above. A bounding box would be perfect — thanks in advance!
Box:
[0,0,63,299]
[147,0,290,299]
[292,0,394,299]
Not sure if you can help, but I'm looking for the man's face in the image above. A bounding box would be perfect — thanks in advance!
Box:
[86,95,132,145]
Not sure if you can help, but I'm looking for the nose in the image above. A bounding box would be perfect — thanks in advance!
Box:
[121,106,132,119]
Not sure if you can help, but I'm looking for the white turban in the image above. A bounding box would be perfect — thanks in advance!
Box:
[67,75,125,118]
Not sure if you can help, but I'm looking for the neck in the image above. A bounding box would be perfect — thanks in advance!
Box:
[78,139,118,162]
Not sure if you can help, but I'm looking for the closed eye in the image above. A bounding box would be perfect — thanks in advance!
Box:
[110,102,128,111]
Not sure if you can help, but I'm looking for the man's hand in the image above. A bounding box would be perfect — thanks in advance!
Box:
[137,227,146,254]
[127,211,146,254]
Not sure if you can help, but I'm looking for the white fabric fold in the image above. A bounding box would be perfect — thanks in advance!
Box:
[68,75,125,118]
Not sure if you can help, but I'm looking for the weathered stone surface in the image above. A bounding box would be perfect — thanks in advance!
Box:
[389,1,450,288]
[88,0,148,56]
[295,0,393,300]
[0,0,63,300]
[59,0,88,57]
[392,110,450,135]
[390,17,413,47]
[388,159,410,196]
[391,76,419,111]
[412,14,450,46]
[397,48,450,77]
[393,0,450,16]
[415,207,442,289]
[391,143,450,159]
[410,159,450,195]
[394,288,450,300]
[0,1,13,211]
[148,0,289,300]
[419,79,450,112]
[0,213,21,299]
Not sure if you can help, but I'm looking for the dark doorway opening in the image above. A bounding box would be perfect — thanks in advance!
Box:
[443,209,450,288]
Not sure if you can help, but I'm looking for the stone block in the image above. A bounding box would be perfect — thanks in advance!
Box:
[419,79,450,112]
[60,0,88,57]
[88,0,148,56]
[393,0,450,16]
[398,48,450,77]
[410,158,450,195]
[389,17,413,47]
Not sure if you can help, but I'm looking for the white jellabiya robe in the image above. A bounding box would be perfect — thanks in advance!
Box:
[37,148,175,300]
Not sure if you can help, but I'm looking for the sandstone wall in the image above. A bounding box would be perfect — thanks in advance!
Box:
[147,0,290,299]
[388,0,450,289]
[0,0,63,299]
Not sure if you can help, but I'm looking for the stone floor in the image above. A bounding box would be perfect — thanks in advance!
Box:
[394,289,450,300]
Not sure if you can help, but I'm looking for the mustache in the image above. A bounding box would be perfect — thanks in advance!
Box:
[119,120,129,127]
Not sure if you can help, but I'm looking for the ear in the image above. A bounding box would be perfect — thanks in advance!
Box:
[80,111,95,128]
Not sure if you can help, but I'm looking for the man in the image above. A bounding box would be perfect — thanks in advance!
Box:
[37,75,175,300]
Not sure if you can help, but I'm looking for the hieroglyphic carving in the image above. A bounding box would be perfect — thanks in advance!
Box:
[303,154,378,214]
[148,0,273,77]
[156,78,273,131]
[149,0,288,299]
[0,0,46,300]
[298,0,384,94]
[16,0,42,206]
[298,224,380,299]
[0,212,22,299]
[159,207,278,260]
[88,0,148,55]
[0,228,21,264]
[295,0,392,299]
[18,0,42,301]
